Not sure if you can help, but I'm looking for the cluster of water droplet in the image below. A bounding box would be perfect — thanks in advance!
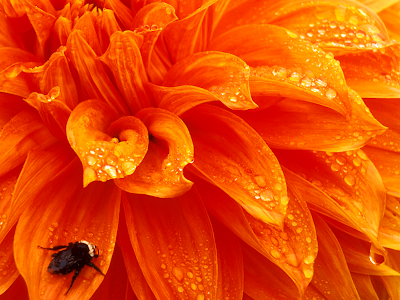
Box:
[133,24,161,34]
[250,64,339,101]
[81,136,145,183]
[157,242,212,300]
[289,6,386,49]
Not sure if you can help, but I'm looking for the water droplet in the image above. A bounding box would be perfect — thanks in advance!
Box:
[190,283,197,290]
[274,183,283,191]
[325,88,337,100]
[306,237,312,243]
[103,165,117,178]
[161,264,166,269]
[177,286,184,293]
[281,196,289,205]
[254,175,266,187]
[270,249,281,259]
[187,271,193,278]
[197,294,205,300]
[344,174,356,186]
[331,163,341,172]
[303,267,313,278]
[172,267,184,281]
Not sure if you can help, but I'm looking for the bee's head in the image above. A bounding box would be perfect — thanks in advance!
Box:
[79,240,98,257]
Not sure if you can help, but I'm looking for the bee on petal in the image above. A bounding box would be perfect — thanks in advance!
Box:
[38,240,105,294]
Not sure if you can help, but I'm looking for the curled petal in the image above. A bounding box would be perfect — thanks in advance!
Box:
[338,44,400,98]
[123,189,217,300]
[210,24,351,115]
[14,159,121,299]
[0,12,23,48]
[27,47,79,109]
[163,51,256,110]
[270,0,389,54]
[66,100,149,186]
[150,84,220,116]
[0,48,39,98]
[24,88,71,143]
[116,108,193,198]
[132,2,177,79]
[236,97,386,152]
[379,3,400,42]
[66,30,129,116]
[275,149,386,253]
[194,177,316,296]
[310,214,361,300]
[163,1,217,63]
[0,109,57,178]
[49,16,72,53]
[0,94,30,131]
[100,30,153,114]
[183,105,286,227]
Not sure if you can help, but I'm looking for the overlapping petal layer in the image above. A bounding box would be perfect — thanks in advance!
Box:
[183,104,287,226]
[14,159,121,299]
[116,108,194,198]
[123,190,217,300]
[194,176,317,296]
[67,100,149,186]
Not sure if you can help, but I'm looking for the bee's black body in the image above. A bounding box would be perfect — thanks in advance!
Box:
[39,240,105,294]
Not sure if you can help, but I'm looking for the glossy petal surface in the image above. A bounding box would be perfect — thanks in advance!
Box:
[183,105,287,226]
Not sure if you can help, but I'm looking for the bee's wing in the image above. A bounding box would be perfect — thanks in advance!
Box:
[48,250,76,275]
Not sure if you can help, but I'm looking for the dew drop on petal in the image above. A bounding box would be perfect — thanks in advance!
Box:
[344,174,356,186]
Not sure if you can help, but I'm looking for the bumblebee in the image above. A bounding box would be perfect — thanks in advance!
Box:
[38,240,105,294]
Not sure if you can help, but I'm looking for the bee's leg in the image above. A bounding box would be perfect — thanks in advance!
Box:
[86,262,105,276]
[65,269,80,295]
[38,245,68,251]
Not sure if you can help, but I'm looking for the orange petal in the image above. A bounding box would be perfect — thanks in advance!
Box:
[379,2,400,43]
[0,12,24,48]
[269,1,389,54]
[132,2,177,64]
[65,30,130,116]
[310,214,361,299]
[0,48,39,98]
[0,93,30,131]
[20,0,56,59]
[0,225,19,295]
[162,0,217,63]
[210,24,350,116]
[163,51,257,110]
[236,97,386,152]
[182,105,286,226]
[49,16,72,53]
[363,98,400,152]
[0,276,28,299]
[1,143,75,243]
[212,218,243,300]
[27,47,79,109]
[194,176,316,296]
[118,204,156,300]
[0,109,57,178]
[381,249,400,300]
[337,44,400,98]
[24,88,71,143]
[14,159,121,299]
[97,9,122,53]
[100,30,154,114]
[363,146,400,197]
[150,84,220,116]
[122,189,217,300]
[74,12,102,56]
[90,244,128,300]
[351,273,380,300]
[333,227,399,276]
[275,149,386,251]
[104,0,135,30]
[66,100,149,186]
[379,195,400,250]
[115,108,193,198]
[240,241,300,299]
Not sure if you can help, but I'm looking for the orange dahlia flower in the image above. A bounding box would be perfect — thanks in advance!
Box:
[0,0,400,299]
